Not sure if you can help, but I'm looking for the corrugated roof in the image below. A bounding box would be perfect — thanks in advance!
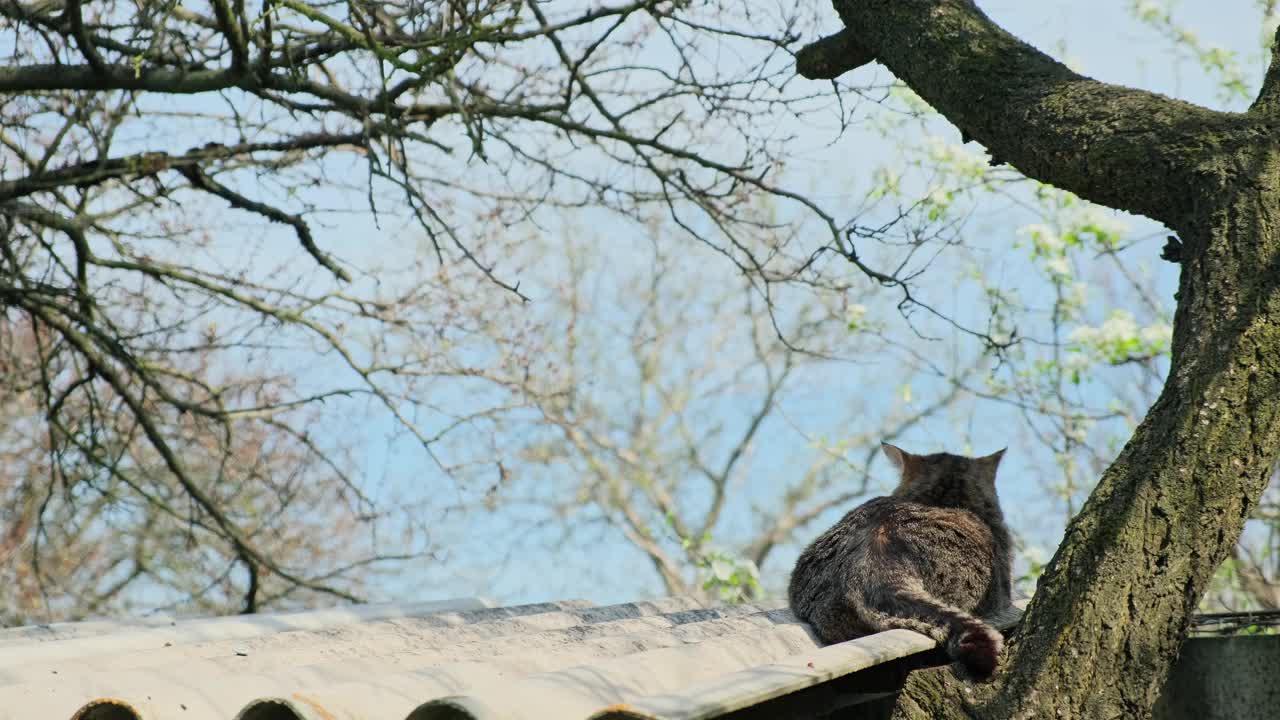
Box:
[0,594,1006,720]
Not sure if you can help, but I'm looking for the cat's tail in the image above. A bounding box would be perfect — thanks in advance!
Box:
[852,581,1003,681]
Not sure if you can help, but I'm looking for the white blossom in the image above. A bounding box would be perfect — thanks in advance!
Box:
[1066,418,1092,443]
[1098,310,1139,344]
[1140,322,1173,347]
[1134,0,1163,22]
[1070,282,1089,306]
[923,135,991,177]
[1064,352,1092,373]
[846,303,869,326]
[1068,325,1099,345]
[1069,310,1138,347]
[1046,255,1072,278]
[1018,223,1063,253]
[1078,206,1129,244]
[1264,15,1280,49]
[924,185,951,207]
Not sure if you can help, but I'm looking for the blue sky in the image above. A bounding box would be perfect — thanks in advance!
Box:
[21,0,1261,611]
[391,0,1271,607]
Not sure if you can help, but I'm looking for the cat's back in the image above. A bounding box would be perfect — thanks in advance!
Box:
[870,499,997,586]
[788,496,995,608]
[792,496,992,563]
[873,498,995,551]
[787,496,893,615]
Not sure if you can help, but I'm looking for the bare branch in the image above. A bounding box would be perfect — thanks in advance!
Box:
[0,134,368,203]
[65,0,107,75]
[0,63,247,93]
[211,0,250,73]
[177,165,350,282]
[801,0,1264,226]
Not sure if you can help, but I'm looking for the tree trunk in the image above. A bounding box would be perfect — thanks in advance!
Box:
[798,2,1280,717]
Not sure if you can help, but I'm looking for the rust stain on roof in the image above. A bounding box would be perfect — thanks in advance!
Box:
[291,693,337,720]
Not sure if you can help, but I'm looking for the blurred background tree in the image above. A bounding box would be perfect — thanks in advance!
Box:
[0,0,1275,626]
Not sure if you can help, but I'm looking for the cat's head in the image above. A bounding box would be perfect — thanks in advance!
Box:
[882,443,1006,517]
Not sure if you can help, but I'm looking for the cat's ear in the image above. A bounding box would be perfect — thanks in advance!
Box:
[976,448,1006,482]
[882,442,910,472]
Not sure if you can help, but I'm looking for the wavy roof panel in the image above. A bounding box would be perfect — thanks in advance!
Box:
[0,595,953,720]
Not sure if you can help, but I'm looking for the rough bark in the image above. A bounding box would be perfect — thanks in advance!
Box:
[799,2,1280,718]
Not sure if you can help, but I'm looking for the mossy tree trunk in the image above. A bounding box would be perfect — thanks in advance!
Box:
[799,2,1280,718]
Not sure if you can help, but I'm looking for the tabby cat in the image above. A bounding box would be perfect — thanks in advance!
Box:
[788,443,1014,680]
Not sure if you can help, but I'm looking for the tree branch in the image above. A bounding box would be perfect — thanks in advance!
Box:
[793,29,873,80]
[800,0,1260,227]
[177,165,350,282]
[211,0,250,74]
[65,0,107,75]
[0,133,367,203]
[15,297,361,604]
[0,63,247,93]
[240,551,260,614]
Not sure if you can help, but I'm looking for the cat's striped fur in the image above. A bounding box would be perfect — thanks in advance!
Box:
[788,444,1014,680]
